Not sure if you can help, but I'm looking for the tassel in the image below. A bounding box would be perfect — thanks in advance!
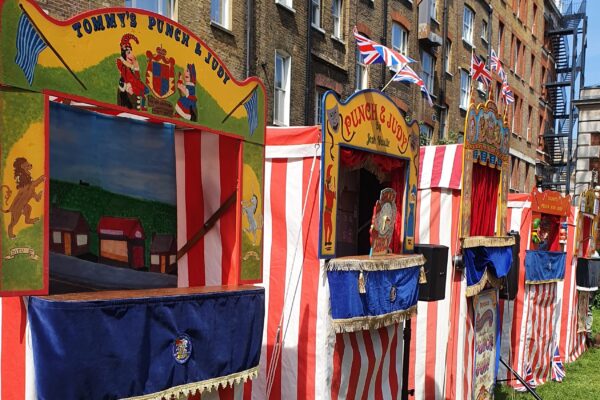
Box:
[358,271,366,294]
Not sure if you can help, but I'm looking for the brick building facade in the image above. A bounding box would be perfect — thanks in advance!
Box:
[36,0,565,193]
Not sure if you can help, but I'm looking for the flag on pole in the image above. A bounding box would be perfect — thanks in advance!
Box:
[15,13,48,85]
[501,79,514,104]
[491,48,506,81]
[243,88,259,136]
[392,65,433,107]
[471,53,492,87]
[353,27,414,68]
[551,346,566,382]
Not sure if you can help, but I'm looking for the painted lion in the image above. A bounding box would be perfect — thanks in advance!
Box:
[1,157,45,239]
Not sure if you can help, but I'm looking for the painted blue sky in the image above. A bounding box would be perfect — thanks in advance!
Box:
[50,102,176,205]
[585,2,600,86]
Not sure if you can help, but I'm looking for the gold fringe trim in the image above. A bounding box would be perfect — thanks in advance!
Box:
[123,366,259,400]
[525,278,563,285]
[327,254,426,272]
[331,305,417,333]
[419,266,427,284]
[461,236,515,249]
[465,269,503,297]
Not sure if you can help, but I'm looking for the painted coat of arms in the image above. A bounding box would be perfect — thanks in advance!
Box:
[145,46,175,99]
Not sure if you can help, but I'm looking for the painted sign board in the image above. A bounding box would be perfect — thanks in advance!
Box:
[530,190,571,217]
[460,99,510,239]
[319,89,420,258]
[472,289,498,400]
[0,0,266,294]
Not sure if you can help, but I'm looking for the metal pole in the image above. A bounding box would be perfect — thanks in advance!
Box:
[498,358,543,400]
[401,319,413,399]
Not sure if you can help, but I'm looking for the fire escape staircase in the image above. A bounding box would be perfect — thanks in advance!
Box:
[540,1,586,193]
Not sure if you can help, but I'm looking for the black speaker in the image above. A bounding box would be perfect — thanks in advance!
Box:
[576,258,600,290]
[414,244,449,302]
[499,231,520,300]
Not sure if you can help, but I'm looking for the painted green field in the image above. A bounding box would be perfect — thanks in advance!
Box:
[495,309,600,400]
[51,179,177,268]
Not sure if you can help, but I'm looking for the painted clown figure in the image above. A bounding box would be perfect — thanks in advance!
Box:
[116,33,147,110]
[175,64,198,121]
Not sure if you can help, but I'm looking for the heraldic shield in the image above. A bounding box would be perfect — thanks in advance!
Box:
[145,46,175,99]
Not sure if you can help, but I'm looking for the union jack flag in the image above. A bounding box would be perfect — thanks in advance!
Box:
[501,79,514,104]
[491,49,507,81]
[471,53,492,87]
[551,347,566,382]
[525,363,536,387]
[353,27,414,68]
[392,65,433,107]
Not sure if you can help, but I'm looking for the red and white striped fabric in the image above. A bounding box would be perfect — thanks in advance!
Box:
[410,144,475,400]
[254,126,409,399]
[499,195,586,389]
[176,130,241,287]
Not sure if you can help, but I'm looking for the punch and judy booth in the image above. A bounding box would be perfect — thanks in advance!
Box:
[255,89,424,399]
[0,1,265,398]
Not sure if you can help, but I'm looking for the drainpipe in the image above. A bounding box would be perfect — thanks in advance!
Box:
[245,0,254,78]
[305,0,313,125]
[438,0,449,141]
[380,0,389,88]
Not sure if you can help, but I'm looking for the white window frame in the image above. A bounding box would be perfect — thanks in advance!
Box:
[126,0,175,19]
[210,0,231,29]
[311,0,321,28]
[332,0,343,39]
[460,69,471,110]
[391,22,408,72]
[462,6,474,45]
[421,50,435,93]
[355,48,368,91]
[514,39,521,75]
[420,124,433,144]
[430,0,437,21]
[481,20,488,42]
[315,87,327,125]
[274,51,291,126]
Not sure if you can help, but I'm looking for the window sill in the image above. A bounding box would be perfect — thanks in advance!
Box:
[462,39,474,49]
[481,37,488,44]
[273,120,289,127]
[275,2,297,14]
[445,71,454,78]
[210,21,234,36]
[311,24,326,35]
[331,35,345,45]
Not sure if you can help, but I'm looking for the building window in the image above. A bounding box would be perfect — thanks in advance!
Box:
[460,69,470,109]
[420,124,433,144]
[126,0,174,18]
[151,254,160,265]
[514,39,521,75]
[527,105,533,141]
[53,231,62,244]
[498,21,505,58]
[355,47,368,91]
[311,0,321,28]
[421,51,434,92]
[481,20,488,42]
[445,40,452,72]
[391,22,408,71]
[332,0,343,39]
[315,87,327,125]
[210,0,230,28]
[274,51,291,126]
[530,54,536,86]
[463,6,474,45]
[430,0,437,21]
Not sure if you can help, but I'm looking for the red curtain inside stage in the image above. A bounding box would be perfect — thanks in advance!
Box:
[470,163,500,236]
[340,148,406,253]
[543,214,561,252]
[582,216,592,257]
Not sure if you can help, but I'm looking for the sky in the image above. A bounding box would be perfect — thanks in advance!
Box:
[584,2,600,86]
[49,102,177,205]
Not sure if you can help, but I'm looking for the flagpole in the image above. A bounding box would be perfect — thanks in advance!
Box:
[19,4,87,90]
[381,66,403,92]
[221,84,258,123]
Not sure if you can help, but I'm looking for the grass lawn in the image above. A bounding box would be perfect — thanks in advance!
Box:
[495,309,600,399]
